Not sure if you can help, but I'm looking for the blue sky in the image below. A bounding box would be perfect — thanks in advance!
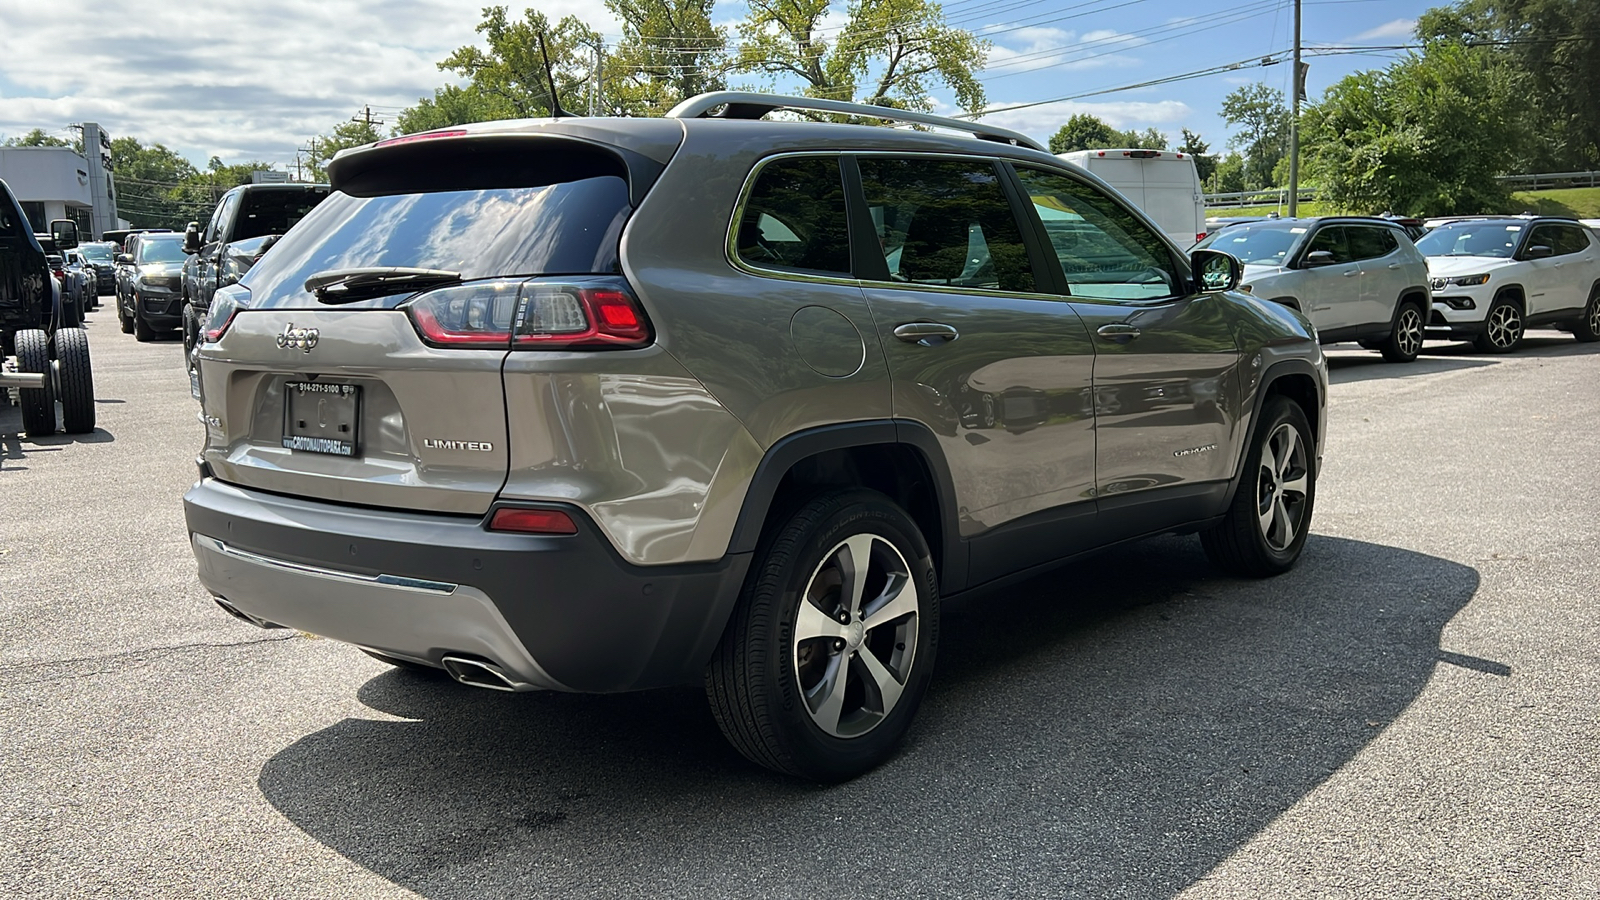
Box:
[0,0,1442,172]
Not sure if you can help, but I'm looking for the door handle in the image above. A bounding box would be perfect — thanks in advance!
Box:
[1096,323,1141,343]
[1343,270,1359,277]
[1387,263,1402,269]
[893,322,959,345]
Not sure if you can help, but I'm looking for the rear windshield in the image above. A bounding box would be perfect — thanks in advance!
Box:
[234,188,331,241]
[136,238,187,264]
[241,176,630,306]
[1196,223,1303,265]
[80,243,115,262]
[1414,222,1521,258]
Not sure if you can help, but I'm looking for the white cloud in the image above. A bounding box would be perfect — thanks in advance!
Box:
[982,24,1149,75]
[1354,18,1417,40]
[972,98,1192,145]
[0,0,617,166]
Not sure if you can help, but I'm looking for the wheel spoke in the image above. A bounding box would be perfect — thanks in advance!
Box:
[862,576,917,632]
[1276,428,1299,480]
[1271,496,1292,547]
[856,646,905,715]
[1259,440,1278,480]
[839,534,876,617]
[1281,472,1309,498]
[1258,492,1277,534]
[806,655,850,735]
[795,599,849,644]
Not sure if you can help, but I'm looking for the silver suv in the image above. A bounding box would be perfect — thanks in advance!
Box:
[1195,217,1431,362]
[184,93,1328,780]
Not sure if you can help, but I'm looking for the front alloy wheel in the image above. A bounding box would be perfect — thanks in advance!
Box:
[1475,298,1523,353]
[1201,396,1316,576]
[1574,289,1600,343]
[1255,422,1310,552]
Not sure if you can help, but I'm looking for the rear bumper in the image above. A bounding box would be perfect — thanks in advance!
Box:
[183,477,751,692]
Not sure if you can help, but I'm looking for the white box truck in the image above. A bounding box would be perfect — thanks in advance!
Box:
[1058,149,1207,249]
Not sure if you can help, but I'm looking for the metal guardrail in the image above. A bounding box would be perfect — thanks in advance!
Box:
[1494,171,1600,190]
[1204,188,1319,207]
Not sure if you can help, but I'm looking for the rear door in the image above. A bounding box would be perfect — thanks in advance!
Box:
[196,138,646,516]
[1346,223,1405,327]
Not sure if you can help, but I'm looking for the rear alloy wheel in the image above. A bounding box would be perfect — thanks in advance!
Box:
[706,489,938,781]
[1201,396,1315,576]
[15,328,56,437]
[1474,297,1523,353]
[1573,288,1600,343]
[1381,302,1424,362]
[54,327,95,434]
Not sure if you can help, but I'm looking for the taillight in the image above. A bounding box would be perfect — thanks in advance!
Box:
[488,507,578,535]
[405,278,651,350]
[203,285,248,342]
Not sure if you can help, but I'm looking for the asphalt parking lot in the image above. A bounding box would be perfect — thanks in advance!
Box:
[3,303,1597,899]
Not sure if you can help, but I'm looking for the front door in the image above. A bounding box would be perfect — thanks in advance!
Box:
[1009,165,1242,507]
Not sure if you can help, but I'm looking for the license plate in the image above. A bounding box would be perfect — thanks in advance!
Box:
[282,381,361,456]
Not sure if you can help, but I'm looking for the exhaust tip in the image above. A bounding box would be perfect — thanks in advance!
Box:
[440,654,536,692]
[212,596,284,629]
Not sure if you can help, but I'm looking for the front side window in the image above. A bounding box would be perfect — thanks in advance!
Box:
[1014,166,1178,300]
[858,157,1034,293]
[734,156,850,275]
[1304,226,1352,264]
[1525,225,1565,257]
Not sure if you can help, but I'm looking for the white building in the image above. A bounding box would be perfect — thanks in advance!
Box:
[0,123,121,238]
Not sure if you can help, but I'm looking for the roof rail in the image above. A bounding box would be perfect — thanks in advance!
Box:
[665,91,1047,153]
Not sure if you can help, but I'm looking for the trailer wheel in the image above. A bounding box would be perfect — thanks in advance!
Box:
[55,327,95,434]
[16,329,56,437]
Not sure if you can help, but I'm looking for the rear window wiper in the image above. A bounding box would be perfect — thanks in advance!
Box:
[305,267,462,303]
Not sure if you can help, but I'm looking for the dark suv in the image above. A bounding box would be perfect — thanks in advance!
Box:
[116,231,188,340]
[184,93,1328,780]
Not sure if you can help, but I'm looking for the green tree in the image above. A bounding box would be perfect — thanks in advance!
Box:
[304,118,385,181]
[1118,127,1168,150]
[437,6,603,118]
[395,84,518,134]
[3,128,74,149]
[1212,152,1248,194]
[1048,114,1118,153]
[1180,128,1216,182]
[1220,83,1289,189]
[606,0,727,115]
[1417,0,1599,170]
[734,0,989,112]
[1301,41,1520,214]
[106,137,203,228]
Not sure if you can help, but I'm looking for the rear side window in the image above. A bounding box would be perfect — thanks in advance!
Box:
[858,157,1033,293]
[234,188,331,242]
[1554,225,1592,255]
[1345,225,1395,261]
[735,157,851,275]
[241,176,631,306]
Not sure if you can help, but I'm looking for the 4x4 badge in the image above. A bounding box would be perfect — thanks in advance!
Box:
[276,323,319,353]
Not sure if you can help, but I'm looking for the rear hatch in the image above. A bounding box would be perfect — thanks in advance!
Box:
[195,128,677,515]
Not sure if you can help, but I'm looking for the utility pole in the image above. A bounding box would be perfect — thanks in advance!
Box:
[353,106,385,132]
[1287,0,1302,217]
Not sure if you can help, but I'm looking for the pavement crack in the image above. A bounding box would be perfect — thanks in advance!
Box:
[0,634,298,686]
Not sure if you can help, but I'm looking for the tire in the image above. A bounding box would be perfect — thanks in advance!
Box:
[706,489,939,781]
[1380,302,1424,362]
[360,649,443,674]
[1574,287,1600,343]
[60,291,82,329]
[54,327,95,434]
[15,329,56,437]
[133,301,154,342]
[182,303,199,371]
[1200,396,1315,577]
[1473,295,1524,353]
[118,296,134,334]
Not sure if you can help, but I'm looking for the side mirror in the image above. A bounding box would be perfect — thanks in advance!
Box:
[116,253,132,264]
[1302,250,1336,267]
[49,219,79,250]
[1524,244,1553,260]
[183,222,202,254]
[1191,248,1241,292]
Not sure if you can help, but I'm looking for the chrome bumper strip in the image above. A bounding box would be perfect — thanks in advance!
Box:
[194,535,457,595]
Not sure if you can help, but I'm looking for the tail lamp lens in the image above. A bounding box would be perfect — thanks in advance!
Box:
[406,278,651,350]
[488,507,578,535]
[203,286,248,342]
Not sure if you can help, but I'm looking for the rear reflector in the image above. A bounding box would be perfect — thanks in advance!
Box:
[489,508,578,535]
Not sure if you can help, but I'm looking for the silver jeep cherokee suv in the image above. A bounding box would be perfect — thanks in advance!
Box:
[184,93,1328,780]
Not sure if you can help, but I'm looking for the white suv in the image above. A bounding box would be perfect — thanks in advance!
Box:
[1194,217,1432,362]
[1417,216,1600,352]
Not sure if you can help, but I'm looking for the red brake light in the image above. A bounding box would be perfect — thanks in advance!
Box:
[375,129,469,148]
[489,507,578,535]
[406,279,651,350]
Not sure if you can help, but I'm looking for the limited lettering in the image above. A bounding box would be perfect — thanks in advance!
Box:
[423,439,494,452]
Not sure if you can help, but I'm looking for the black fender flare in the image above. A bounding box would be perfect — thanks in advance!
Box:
[1223,357,1325,501]
[726,419,969,593]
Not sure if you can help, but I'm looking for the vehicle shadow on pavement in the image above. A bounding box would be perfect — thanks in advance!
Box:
[1325,352,1496,385]
[258,534,1479,900]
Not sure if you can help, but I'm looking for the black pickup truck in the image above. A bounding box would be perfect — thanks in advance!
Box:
[181,183,330,365]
